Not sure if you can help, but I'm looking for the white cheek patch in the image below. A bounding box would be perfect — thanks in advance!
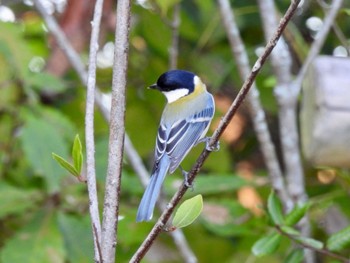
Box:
[194,76,201,87]
[163,88,189,103]
[194,75,207,91]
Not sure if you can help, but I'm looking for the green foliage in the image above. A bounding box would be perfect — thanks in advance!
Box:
[52,153,80,177]
[20,112,69,192]
[58,213,94,262]
[72,135,83,175]
[1,1,350,263]
[52,134,83,178]
[327,226,350,252]
[285,203,310,226]
[0,182,41,219]
[1,211,65,263]
[293,236,324,250]
[284,249,304,263]
[267,190,284,225]
[173,194,203,229]
[252,233,282,256]
[187,174,248,195]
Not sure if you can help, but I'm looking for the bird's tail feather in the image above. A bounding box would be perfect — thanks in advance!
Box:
[136,156,170,222]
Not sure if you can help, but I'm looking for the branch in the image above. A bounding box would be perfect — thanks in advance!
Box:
[101,0,131,262]
[130,1,302,261]
[169,3,180,70]
[84,0,105,261]
[217,0,293,211]
[276,226,350,263]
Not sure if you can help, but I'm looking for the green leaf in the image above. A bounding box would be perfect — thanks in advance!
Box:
[284,249,304,263]
[0,211,65,263]
[28,72,67,93]
[267,190,284,225]
[172,194,203,228]
[155,0,181,16]
[327,225,350,252]
[294,236,324,250]
[52,153,79,177]
[252,233,282,256]
[285,203,309,226]
[72,134,83,174]
[189,174,248,195]
[20,113,69,192]
[58,213,94,262]
[0,183,42,219]
[280,226,301,236]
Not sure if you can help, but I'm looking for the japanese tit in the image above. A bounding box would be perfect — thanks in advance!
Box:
[136,70,215,222]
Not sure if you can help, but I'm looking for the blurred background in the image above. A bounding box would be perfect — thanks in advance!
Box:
[0,0,350,262]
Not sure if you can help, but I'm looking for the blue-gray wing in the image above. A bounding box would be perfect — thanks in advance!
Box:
[166,105,214,173]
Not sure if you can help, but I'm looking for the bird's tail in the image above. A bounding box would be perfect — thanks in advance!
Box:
[136,156,170,222]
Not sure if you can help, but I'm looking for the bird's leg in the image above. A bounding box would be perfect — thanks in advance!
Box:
[196,137,220,152]
[179,165,194,191]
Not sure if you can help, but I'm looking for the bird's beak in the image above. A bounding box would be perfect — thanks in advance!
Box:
[148,83,158,90]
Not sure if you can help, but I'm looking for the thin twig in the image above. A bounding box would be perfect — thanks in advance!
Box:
[35,2,197,261]
[93,223,103,263]
[101,0,131,262]
[130,1,302,261]
[276,226,350,263]
[169,3,180,70]
[85,0,105,261]
[217,0,293,211]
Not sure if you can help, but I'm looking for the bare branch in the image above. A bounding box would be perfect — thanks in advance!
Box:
[84,0,105,261]
[217,0,293,211]
[101,0,131,262]
[130,1,302,261]
[169,3,180,70]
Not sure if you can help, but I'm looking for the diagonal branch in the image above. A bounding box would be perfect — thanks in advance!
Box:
[130,0,302,261]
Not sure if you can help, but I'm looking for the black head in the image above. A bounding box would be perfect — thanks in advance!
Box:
[149,70,196,93]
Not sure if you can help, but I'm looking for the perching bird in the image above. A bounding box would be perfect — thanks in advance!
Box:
[136,70,215,222]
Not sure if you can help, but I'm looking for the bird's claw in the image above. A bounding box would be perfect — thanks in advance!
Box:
[196,137,220,152]
[180,166,194,191]
[205,137,220,152]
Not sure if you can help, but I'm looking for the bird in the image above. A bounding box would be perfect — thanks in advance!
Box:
[136,69,216,222]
